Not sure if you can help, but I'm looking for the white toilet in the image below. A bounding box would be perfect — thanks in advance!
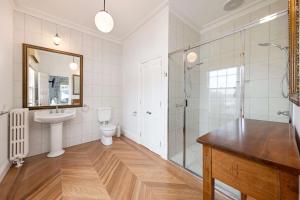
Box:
[97,107,116,145]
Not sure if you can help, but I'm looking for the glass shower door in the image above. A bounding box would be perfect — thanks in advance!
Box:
[184,31,244,177]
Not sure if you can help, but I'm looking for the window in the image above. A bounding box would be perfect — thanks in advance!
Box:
[28,67,36,106]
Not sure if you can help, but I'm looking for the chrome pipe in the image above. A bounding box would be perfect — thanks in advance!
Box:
[168,9,288,56]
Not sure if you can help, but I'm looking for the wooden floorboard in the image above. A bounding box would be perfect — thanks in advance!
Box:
[0,137,233,200]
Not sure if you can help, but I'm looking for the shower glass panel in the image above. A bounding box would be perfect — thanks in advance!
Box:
[168,51,184,166]
[244,12,289,123]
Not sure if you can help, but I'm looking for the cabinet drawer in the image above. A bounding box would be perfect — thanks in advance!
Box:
[212,149,280,200]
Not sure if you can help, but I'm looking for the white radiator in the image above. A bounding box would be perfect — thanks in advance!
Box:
[9,108,29,167]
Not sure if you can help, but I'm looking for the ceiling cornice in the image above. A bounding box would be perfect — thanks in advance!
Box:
[200,0,281,34]
[169,8,200,35]
[9,0,16,8]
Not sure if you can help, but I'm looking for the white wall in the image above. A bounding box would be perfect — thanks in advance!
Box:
[13,11,122,156]
[122,6,169,159]
[0,0,14,182]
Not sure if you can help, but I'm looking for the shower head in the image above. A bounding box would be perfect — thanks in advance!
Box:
[258,43,281,48]
[224,0,244,11]
[258,43,288,51]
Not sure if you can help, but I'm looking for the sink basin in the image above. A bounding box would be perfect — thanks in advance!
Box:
[34,110,76,124]
[34,109,76,158]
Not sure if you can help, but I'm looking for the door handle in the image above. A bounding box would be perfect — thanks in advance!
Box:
[146,111,152,115]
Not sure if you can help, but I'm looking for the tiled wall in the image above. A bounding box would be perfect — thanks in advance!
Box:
[168,12,200,163]
[13,11,122,156]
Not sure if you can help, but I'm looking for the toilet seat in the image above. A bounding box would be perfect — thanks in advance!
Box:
[100,124,116,131]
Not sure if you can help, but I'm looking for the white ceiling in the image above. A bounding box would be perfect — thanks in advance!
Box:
[14,0,166,42]
[14,0,274,42]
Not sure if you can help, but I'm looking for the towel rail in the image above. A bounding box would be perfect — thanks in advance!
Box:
[0,111,9,116]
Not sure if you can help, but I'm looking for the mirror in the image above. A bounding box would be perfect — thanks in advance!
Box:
[289,0,300,105]
[23,44,83,109]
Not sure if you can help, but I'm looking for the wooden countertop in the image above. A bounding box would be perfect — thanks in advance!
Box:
[197,118,300,174]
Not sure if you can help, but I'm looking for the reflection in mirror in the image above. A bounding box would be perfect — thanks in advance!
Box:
[48,76,70,105]
[289,0,300,105]
[23,44,83,109]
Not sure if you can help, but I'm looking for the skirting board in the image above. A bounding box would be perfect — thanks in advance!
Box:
[121,129,140,144]
[0,160,11,183]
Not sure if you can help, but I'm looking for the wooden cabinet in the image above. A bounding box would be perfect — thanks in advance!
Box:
[198,119,300,200]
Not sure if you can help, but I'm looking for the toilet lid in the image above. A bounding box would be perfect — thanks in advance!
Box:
[100,124,116,131]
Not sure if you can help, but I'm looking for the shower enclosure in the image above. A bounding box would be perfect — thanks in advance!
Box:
[168,7,289,199]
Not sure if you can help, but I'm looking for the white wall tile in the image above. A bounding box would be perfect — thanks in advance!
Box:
[250,61,268,80]
[25,15,42,34]
[250,98,269,120]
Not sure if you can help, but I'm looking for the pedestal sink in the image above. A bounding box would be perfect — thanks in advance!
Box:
[34,109,76,157]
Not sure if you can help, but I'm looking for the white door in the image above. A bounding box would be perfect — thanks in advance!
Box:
[141,58,163,156]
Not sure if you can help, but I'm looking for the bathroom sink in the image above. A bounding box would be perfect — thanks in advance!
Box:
[34,109,76,158]
[34,110,76,124]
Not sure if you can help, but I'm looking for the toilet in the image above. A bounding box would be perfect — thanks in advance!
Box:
[97,107,116,145]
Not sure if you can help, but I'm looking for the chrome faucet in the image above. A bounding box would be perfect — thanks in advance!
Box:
[277,110,289,117]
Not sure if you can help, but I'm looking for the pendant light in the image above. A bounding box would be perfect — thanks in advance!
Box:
[69,57,78,70]
[53,25,61,46]
[95,0,114,33]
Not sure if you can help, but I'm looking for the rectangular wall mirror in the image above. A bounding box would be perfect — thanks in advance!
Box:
[23,44,83,109]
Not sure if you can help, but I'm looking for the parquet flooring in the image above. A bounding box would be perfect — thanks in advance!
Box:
[0,137,232,200]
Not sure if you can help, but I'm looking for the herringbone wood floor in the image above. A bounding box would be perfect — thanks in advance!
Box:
[0,137,232,200]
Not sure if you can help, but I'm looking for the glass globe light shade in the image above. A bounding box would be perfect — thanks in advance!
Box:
[187,52,198,63]
[53,33,61,46]
[69,62,78,71]
[95,11,114,33]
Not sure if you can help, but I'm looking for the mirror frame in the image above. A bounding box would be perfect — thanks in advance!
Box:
[22,43,83,110]
[289,0,300,105]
